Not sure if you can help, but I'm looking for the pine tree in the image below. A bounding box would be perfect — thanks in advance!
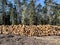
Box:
[44,0,56,25]
[8,2,15,25]
[14,0,21,24]
[53,4,60,25]
[2,0,7,25]
[29,0,35,25]
[36,4,42,25]
[0,0,3,24]
[21,0,27,25]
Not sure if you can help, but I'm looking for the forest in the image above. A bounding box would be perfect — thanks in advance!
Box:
[0,0,60,25]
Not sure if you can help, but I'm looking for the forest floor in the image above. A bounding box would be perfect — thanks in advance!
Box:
[0,34,60,45]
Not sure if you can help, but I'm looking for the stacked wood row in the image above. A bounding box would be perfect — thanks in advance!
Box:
[0,25,60,36]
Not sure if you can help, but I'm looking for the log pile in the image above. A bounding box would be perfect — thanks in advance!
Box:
[0,25,60,36]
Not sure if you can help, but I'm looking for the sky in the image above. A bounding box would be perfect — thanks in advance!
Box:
[36,0,60,6]
[56,0,60,4]
[9,0,60,6]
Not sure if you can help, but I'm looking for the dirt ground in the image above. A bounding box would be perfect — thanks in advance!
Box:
[0,34,60,45]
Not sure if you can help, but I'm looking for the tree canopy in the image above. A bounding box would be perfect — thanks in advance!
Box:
[0,0,60,25]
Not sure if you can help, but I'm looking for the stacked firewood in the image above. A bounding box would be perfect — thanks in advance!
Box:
[0,25,60,36]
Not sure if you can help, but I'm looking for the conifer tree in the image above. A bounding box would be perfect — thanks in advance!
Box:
[29,0,35,25]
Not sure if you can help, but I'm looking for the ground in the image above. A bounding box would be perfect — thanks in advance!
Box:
[0,34,60,45]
